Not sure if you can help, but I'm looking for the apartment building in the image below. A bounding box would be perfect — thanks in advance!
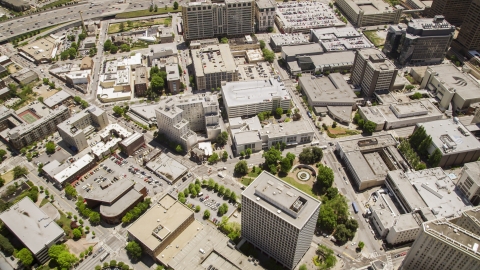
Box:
[7,105,70,149]
[165,64,180,94]
[119,132,145,156]
[451,207,480,236]
[134,66,148,97]
[255,0,276,32]
[401,216,480,270]
[57,105,109,152]
[222,78,291,118]
[191,44,238,91]
[335,0,402,27]
[456,0,480,51]
[155,94,220,151]
[42,154,95,186]
[182,0,254,41]
[0,197,65,264]
[242,171,321,269]
[383,16,455,65]
[351,49,397,97]
[428,0,471,26]
[457,161,480,206]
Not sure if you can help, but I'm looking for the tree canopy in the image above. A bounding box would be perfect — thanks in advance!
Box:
[298,147,323,164]
[234,160,248,175]
[125,241,142,260]
[17,248,33,266]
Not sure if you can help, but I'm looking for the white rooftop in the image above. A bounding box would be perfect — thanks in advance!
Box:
[53,154,94,184]
[222,78,290,107]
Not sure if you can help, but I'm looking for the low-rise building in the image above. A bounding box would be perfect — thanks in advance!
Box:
[281,43,324,62]
[43,90,73,109]
[310,27,373,52]
[146,153,188,184]
[231,116,314,153]
[335,0,403,27]
[270,33,310,52]
[65,70,91,85]
[165,64,180,94]
[134,66,148,97]
[192,44,237,91]
[148,43,178,65]
[7,105,70,149]
[416,119,480,167]
[42,154,95,186]
[11,68,39,85]
[222,78,290,118]
[287,51,356,75]
[298,73,358,123]
[336,134,404,190]
[18,36,59,64]
[357,100,443,131]
[0,197,65,264]
[119,132,145,156]
[457,161,480,206]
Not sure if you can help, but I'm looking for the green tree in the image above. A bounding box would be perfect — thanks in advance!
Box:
[215,131,229,145]
[0,177,4,187]
[312,147,323,162]
[72,228,82,239]
[220,37,228,43]
[0,149,6,161]
[275,107,283,117]
[104,39,112,51]
[151,74,165,91]
[317,205,337,232]
[259,40,266,49]
[333,224,351,243]
[218,203,229,216]
[326,187,338,200]
[240,151,245,158]
[234,160,248,175]
[125,241,142,260]
[203,209,210,219]
[246,148,252,157]
[16,248,33,266]
[119,22,125,32]
[110,45,118,54]
[263,146,282,166]
[64,185,77,198]
[13,166,28,179]
[89,211,100,224]
[149,4,153,12]
[406,85,416,91]
[222,151,228,160]
[173,1,179,9]
[230,192,237,202]
[358,241,365,250]
[280,157,293,173]
[127,20,133,27]
[298,147,314,164]
[78,32,86,40]
[409,126,427,149]
[113,106,124,115]
[262,48,275,63]
[316,164,334,192]
[208,152,219,164]
[120,44,130,52]
[418,135,432,157]
[0,236,16,256]
[195,205,201,212]
[46,141,56,154]
[175,145,183,153]
[429,148,442,167]
[345,219,359,233]
[363,120,376,133]
[154,4,158,12]
[218,185,225,195]
[299,264,307,270]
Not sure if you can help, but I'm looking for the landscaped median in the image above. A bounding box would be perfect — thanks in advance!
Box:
[115,7,180,19]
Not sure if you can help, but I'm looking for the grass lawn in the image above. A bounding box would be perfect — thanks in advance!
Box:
[248,167,262,178]
[405,74,416,84]
[115,7,180,19]
[1,170,15,184]
[327,127,360,138]
[279,176,316,198]
[40,198,50,207]
[108,18,171,34]
[363,31,385,47]
[241,177,254,186]
[56,211,73,238]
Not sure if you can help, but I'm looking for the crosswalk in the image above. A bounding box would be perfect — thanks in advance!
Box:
[386,253,394,270]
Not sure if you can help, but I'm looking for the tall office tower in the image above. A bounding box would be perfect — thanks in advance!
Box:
[255,0,276,32]
[428,0,472,26]
[401,208,480,270]
[241,171,321,269]
[182,0,255,41]
[351,49,397,97]
[383,16,455,65]
[456,0,480,51]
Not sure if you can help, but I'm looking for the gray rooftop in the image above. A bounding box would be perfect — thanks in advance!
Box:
[359,100,443,125]
[84,179,134,204]
[120,132,144,147]
[463,161,480,185]
[407,16,455,33]
[135,66,148,85]
[100,188,142,218]
[256,0,275,9]
[0,197,64,255]
[419,119,480,155]
[242,171,321,229]
[358,48,396,71]
[282,43,324,57]
[146,153,188,181]
[234,130,262,145]
[270,33,309,47]
[309,50,356,68]
[342,0,396,14]
[427,65,480,100]
[222,78,290,107]
[8,105,68,139]
[43,90,72,108]
[299,73,357,104]
[129,103,159,122]
[192,44,236,77]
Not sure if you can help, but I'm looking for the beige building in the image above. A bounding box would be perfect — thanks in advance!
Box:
[255,0,275,32]
[18,36,59,64]
[458,161,480,206]
[182,0,255,41]
[351,49,397,97]
[165,64,180,94]
[191,44,238,90]
[335,0,403,27]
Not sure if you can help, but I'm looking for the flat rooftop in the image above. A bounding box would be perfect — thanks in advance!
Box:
[276,1,344,30]
[311,27,373,51]
[425,219,480,257]
[309,50,356,68]
[256,0,275,9]
[337,133,397,153]
[135,66,148,85]
[128,195,194,251]
[222,78,290,108]
[84,179,134,203]
[282,43,324,57]
[299,73,357,104]
[345,0,396,14]
[19,36,57,61]
[419,119,480,154]
[242,171,321,228]
[192,44,236,77]
[270,33,309,47]
[146,153,188,181]
[359,100,443,125]
[359,48,396,71]
[120,132,144,147]
[0,197,64,255]
[427,65,480,100]
[100,188,142,218]
[54,154,94,184]
[43,90,72,108]
[463,161,480,185]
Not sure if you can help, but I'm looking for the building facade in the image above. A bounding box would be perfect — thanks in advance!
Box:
[457,161,480,206]
[351,49,397,97]
[255,0,276,32]
[242,172,321,269]
[428,0,471,26]
[383,16,455,65]
[165,64,180,94]
[119,132,145,156]
[335,0,403,27]
[134,66,148,97]
[182,0,254,41]
[456,0,480,51]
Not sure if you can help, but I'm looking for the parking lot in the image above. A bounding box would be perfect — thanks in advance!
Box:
[186,186,239,224]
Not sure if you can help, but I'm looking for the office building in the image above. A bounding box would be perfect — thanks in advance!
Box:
[242,171,321,269]
[281,43,324,62]
[456,0,480,51]
[406,0,432,14]
[287,51,356,76]
[155,94,220,151]
[7,105,70,149]
[336,134,405,190]
[383,16,455,65]
[428,0,471,26]
[119,132,145,156]
[43,90,73,109]
[65,70,91,85]
[84,180,146,224]
[182,0,254,41]
[451,207,480,235]
[415,119,480,167]
[270,33,310,53]
[0,105,24,132]
[457,161,480,206]
[165,64,180,94]
[11,68,39,85]
[134,66,148,97]
[335,0,403,27]
[401,215,480,270]
[310,27,373,52]
[18,36,58,64]
[57,105,109,152]
[42,154,95,186]
[255,0,275,32]
[351,49,398,97]
[146,153,188,184]
[0,197,65,264]
[191,44,237,91]
[221,78,291,118]
[230,116,314,153]
[358,99,443,131]
[298,73,358,123]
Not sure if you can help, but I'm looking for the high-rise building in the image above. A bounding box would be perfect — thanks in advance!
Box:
[241,171,321,269]
[383,16,455,65]
[255,0,276,32]
[182,0,254,41]
[457,161,480,206]
[428,0,471,26]
[456,0,480,51]
[351,49,397,97]
[401,207,480,270]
